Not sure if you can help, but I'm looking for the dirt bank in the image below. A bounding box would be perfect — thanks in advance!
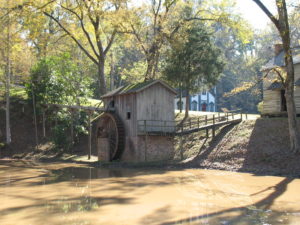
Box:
[181,118,300,177]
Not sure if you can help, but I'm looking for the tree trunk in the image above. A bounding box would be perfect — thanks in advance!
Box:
[110,53,115,91]
[5,0,11,144]
[277,0,300,153]
[145,56,155,81]
[98,59,107,96]
[185,90,190,118]
[179,83,182,113]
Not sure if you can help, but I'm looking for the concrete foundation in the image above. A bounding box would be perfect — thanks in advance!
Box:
[120,135,174,162]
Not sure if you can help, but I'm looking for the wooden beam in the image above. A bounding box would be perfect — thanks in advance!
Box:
[45,103,105,112]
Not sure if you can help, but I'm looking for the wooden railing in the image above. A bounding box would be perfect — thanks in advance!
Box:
[138,112,245,136]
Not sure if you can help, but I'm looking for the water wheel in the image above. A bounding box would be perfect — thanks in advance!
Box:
[96,113,125,161]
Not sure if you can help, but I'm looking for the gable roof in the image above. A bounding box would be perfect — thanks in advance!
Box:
[101,80,177,98]
[267,81,284,90]
[261,47,300,71]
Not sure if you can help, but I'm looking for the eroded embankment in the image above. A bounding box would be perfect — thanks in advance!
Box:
[182,118,300,176]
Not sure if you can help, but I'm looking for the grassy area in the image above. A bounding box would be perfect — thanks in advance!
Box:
[0,85,27,101]
[85,98,103,107]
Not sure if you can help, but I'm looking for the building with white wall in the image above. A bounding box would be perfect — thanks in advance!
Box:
[174,88,216,112]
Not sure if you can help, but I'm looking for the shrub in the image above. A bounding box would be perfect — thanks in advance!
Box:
[257,101,263,114]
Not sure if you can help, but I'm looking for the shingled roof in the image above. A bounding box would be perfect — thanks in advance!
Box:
[261,47,300,71]
[267,81,284,90]
[101,80,177,98]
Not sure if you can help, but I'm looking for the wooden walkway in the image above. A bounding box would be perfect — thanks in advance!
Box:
[138,112,244,137]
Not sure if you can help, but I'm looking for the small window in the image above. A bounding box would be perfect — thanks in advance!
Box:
[110,100,115,108]
[202,91,206,95]
[127,112,131,120]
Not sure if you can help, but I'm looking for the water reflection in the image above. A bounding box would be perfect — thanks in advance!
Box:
[0,160,300,225]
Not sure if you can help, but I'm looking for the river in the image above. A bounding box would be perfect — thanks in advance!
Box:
[0,160,300,225]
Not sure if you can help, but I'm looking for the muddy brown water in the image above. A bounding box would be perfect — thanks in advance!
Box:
[0,160,300,225]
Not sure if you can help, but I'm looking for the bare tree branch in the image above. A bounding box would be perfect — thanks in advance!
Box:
[43,11,98,65]
[252,0,280,30]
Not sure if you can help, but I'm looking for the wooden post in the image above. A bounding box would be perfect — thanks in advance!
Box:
[227,113,229,122]
[205,115,208,138]
[246,113,248,120]
[232,112,234,120]
[241,112,243,120]
[87,110,92,160]
[144,120,147,162]
[189,118,191,129]
[218,112,220,122]
[197,118,200,128]
[212,114,215,137]
[180,134,183,160]
[42,110,46,138]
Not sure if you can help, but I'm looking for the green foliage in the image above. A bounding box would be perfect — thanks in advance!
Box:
[257,101,263,114]
[25,52,93,150]
[163,24,224,94]
[26,52,93,106]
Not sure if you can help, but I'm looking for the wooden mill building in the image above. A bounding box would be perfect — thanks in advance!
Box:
[262,45,300,116]
[97,80,177,162]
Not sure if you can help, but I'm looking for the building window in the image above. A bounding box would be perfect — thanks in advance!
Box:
[202,91,206,95]
[191,100,198,111]
[109,100,115,108]
[209,102,215,112]
[127,112,131,120]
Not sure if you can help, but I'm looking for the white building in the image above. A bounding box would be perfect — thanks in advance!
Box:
[174,88,216,112]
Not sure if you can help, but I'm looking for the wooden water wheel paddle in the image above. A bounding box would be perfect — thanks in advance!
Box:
[97,113,125,161]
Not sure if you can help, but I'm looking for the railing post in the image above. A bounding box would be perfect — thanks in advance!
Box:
[205,115,208,125]
[189,118,191,129]
[227,113,229,122]
[212,114,215,137]
[246,113,248,120]
[197,118,200,128]
[232,112,234,120]
[218,112,220,122]
[241,112,243,120]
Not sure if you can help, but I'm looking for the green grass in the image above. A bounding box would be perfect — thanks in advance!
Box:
[85,98,103,107]
[0,85,27,101]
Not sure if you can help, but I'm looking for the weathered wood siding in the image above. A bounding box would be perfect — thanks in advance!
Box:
[115,94,137,137]
[263,90,281,114]
[137,83,175,132]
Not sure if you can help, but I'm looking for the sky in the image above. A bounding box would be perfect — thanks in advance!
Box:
[236,0,277,30]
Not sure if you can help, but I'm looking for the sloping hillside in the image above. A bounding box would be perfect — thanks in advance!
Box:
[183,118,300,176]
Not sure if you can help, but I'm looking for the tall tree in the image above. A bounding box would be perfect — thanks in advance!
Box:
[39,0,127,95]
[252,0,299,152]
[5,0,11,144]
[164,25,224,117]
